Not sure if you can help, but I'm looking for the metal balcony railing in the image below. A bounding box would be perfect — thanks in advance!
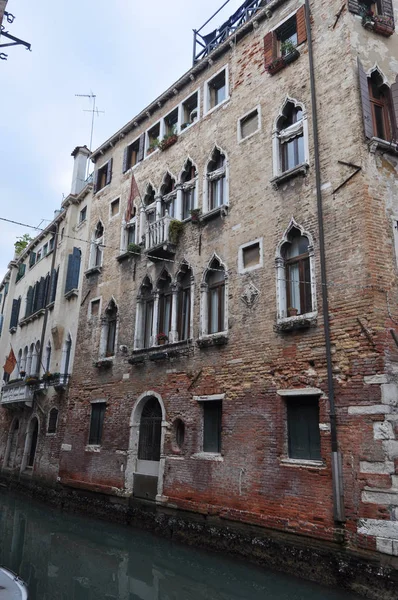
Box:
[145,215,171,250]
[193,0,268,64]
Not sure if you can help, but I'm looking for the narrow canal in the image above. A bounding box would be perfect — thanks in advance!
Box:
[0,491,361,600]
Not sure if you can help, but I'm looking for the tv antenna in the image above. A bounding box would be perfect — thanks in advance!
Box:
[75,92,104,159]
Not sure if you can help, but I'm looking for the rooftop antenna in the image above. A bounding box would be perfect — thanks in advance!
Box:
[75,92,105,177]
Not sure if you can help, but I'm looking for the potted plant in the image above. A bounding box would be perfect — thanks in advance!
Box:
[168,219,183,244]
[25,376,39,386]
[281,40,300,65]
[42,371,53,383]
[147,139,159,155]
[19,370,26,378]
[159,130,178,151]
[360,5,375,29]
[157,332,168,346]
[373,14,394,36]
[190,208,201,223]
[267,56,286,75]
[127,243,141,255]
[288,307,298,317]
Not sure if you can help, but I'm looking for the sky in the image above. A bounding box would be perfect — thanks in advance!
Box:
[0,0,244,280]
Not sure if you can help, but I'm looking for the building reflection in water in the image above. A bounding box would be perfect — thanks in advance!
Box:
[0,494,359,600]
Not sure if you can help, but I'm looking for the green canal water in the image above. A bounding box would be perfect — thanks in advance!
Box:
[0,491,361,600]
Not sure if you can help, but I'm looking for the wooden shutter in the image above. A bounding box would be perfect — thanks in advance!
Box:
[380,0,394,22]
[44,274,50,306]
[390,75,398,139]
[93,169,99,194]
[122,146,129,173]
[0,314,3,335]
[264,31,276,69]
[348,0,360,14]
[50,268,59,304]
[16,264,26,282]
[37,277,46,309]
[287,397,321,460]
[32,282,39,313]
[105,158,113,186]
[29,252,36,268]
[137,133,145,162]
[10,299,19,328]
[296,5,307,45]
[65,248,81,293]
[358,58,374,139]
[25,286,33,317]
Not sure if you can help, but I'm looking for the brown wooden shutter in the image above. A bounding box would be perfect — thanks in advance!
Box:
[93,169,99,194]
[137,133,145,162]
[380,0,394,21]
[358,58,374,139]
[296,5,307,45]
[264,31,276,69]
[390,75,398,139]
[105,158,113,185]
[348,0,360,15]
[122,147,129,173]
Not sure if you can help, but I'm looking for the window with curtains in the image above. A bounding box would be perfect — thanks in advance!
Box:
[160,173,177,218]
[90,222,104,269]
[368,71,392,140]
[276,101,305,173]
[206,148,227,212]
[180,159,197,220]
[157,271,173,342]
[204,257,226,335]
[177,265,192,341]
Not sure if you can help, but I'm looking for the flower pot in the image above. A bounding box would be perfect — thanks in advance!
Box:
[283,48,300,65]
[288,308,298,317]
[159,135,178,151]
[158,339,166,346]
[373,21,394,36]
[267,58,285,75]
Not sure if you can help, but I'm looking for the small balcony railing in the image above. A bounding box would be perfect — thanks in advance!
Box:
[145,215,171,251]
[1,381,34,405]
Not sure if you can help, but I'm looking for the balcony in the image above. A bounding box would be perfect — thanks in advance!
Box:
[1,381,34,407]
[145,215,177,262]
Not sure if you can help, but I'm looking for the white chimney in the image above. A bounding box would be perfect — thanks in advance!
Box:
[70,145,90,195]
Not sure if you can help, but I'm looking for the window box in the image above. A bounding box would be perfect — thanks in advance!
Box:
[275,314,317,333]
[373,17,394,36]
[201,205,228,222]
[159,134,178,151]
[267,57,285,75]
[93,358,113,369]
[283,48,300,65]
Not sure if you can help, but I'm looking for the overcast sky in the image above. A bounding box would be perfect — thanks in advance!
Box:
[0,0,244,280]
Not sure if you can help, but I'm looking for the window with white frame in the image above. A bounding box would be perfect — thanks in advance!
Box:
[177,264,193,341]
[275,221,316,321]
[201,256,227,336]
[135,277,154,349]
[90,222,104,269]
[181,92,199,129]
[238,107,260,141]
[180,159,197,220]
[163,108,178,136]
[273,99,308,178]
[205,67,228,113]
[205,148,228,212]
[147,122,160,155]
[157,270,173,343]
[160,173,177,218]
[100,299,118,358]
[238,238,263,274]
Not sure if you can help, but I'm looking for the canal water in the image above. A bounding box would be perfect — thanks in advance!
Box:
[0,491,361,600]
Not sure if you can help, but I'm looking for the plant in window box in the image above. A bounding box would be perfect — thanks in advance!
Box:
[127,243,141,256]
[93,358,113,368]
[373,14,394,36]
[190,208,201,223]
[287,307,298,317]
[157,332,168,346]
[267,56,286,75]
[281,40,300,65]
[159,131,178,151]
[19,370,26,378]
[42,371,53,383]
[147,139,159,155]
[168,219,183,244]
[25,376,39,386]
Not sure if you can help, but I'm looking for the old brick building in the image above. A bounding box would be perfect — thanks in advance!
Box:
[3,0,398,582]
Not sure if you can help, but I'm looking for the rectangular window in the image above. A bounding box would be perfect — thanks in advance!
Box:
[88,402,106,445]
[278,16,298,55]
[164,108,178,136]
[178,286,190,340]
[239,108,260,140]
[90,299,100,317]
[209,178,224,210]
[79,206,87,223]
[243,242,260,269]
[208,283,225,334]
[203,400,222,453]
[127,223,136,246]
[159,293,172,338]
[110,198,120,217]
[182,187,194,220]
[147,123,160,155]
[95,160,112,193]
[144,301,154,348]
[207,68,227,111]
[36,249,42,263]
[49,237,55,252]
[125,138,140,170]
[181,92,198,128]
[42,243,48,257]
[287,396,321,460]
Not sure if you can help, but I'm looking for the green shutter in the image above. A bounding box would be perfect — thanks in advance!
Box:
[287,397,321,460]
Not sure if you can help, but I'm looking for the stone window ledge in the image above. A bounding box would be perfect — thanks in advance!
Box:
[197,333,228,348]
[85,266,102,277]
[280,458,325,469]
[270,162,309,189]
[368,137,398,155]
[85,445,101,453]
[117,250,141,262]
[201,205,228,222]
[129,339,194,364]
[19,308,46,327]
[9,326,17,334]
[64,288,78,299]
[191,452,224,462]
[275,312,317,332]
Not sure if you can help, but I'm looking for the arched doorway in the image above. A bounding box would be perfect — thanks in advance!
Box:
[126,393,166,501]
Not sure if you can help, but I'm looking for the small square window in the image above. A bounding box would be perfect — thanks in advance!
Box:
[203,400,222,453]
[79,206,87,223]
[89,402,106,445]
[181,92,198,129]
[90,299,100,317]
[239,108,260,140]
[286,396,321,460]
[110,198,120,217]
[206,68,227,112]
[239,238,263,274]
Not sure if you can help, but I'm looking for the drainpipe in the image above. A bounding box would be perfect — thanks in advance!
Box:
[37,222,59,376]
[304,0,345,523]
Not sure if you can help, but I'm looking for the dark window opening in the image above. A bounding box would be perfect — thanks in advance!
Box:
[138,398,162,461]
[368,72,392,141]
[105,301,117,357]
[174,419,185,449]
[177,267,192,341]
[207,259,225,334]
[208,70,226,110]
[203,400,222,453]
[287,396,321,460]
[89,403,106,445]
[48,408,58,434]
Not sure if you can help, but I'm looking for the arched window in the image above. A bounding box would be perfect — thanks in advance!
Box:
[274,100,307,176]
[177,264,193,341]
[160,173,176,218]
[101,300,118,358]
[48,408,58,434]
[205,148,227,213]
[180,159,197,220]
[90,222,104,268]
[276,221,316,320]
[135,277,154,349]
[201,257,227,336]
[157,271,172,343]
[368,70,391,140]
[26,343,34,376]
[137,397,162,461]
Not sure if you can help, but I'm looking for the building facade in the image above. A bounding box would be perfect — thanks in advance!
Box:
[2,0,398,579]
[0,146,92,483]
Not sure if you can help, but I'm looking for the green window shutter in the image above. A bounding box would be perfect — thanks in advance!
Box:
[105,158,113,186]
[16,264,26,282]
[65,248,81,293]
[137,133,145,162]
[50,268,59,304]
[122,147,129,173]
[89,403,106,445]
[29,252,36,268]
[287,397,321,460]
[9,298,19,329]
[37,277,46,310]
[348,0,360,14]
[25,286,33,317]
[203,401,222,453]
